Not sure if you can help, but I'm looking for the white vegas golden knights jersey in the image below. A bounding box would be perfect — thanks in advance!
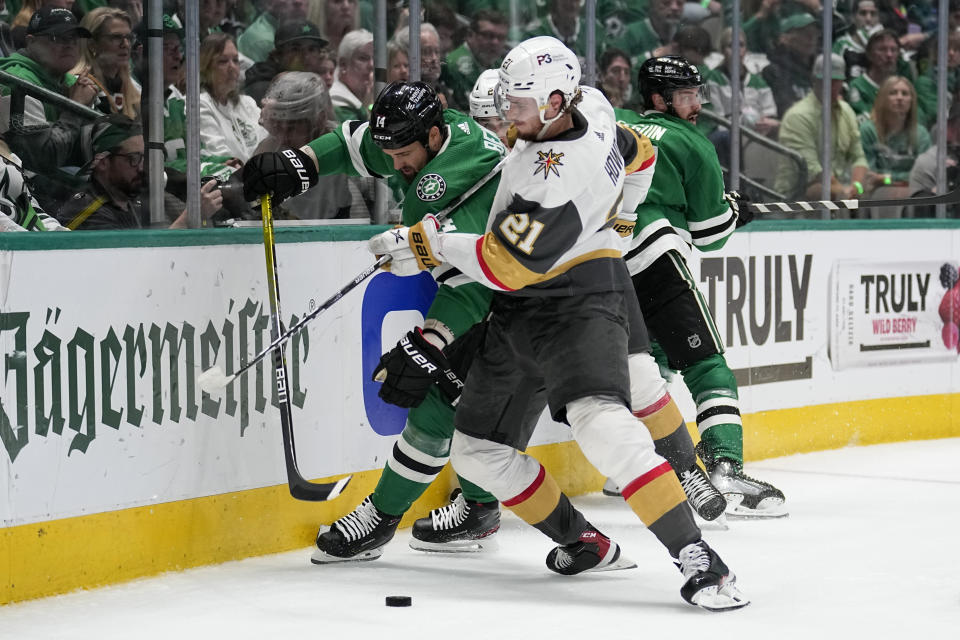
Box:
[440,86,654,296]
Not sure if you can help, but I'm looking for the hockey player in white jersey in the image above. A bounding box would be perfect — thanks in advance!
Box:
[369,36,748,612]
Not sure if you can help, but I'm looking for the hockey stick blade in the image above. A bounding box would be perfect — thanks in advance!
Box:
[197,365,234,391]
[748,186,960,215]
[289,473,352,501]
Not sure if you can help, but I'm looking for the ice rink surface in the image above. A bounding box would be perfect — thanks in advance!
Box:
[3,438,959,640]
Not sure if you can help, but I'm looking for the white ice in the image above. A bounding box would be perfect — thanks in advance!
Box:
[3,439,959,639]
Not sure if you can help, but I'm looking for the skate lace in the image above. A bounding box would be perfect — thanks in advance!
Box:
[334,498,382,542]
[679,468,719,510]
[678,542,710,578]
[431,493,470,529]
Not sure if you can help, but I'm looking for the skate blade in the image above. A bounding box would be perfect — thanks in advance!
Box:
[591,553,637,573]
[408,536,500,553]
[691,582,751,612]
[695,510,729,531]
[726,496,789,520]
[309,546,384,564]
[601,478,621,497]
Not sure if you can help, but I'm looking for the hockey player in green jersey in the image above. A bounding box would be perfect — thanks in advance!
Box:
[614,56,787,518]
[242,81,507,562]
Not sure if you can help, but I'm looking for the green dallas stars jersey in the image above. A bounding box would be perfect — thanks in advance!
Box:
[615,108,736,274]
[305,108,508,339]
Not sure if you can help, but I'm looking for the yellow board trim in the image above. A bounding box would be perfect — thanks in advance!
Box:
[4,394,960,605]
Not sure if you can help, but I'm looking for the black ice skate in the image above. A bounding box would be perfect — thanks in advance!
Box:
[409,489,501,553]
[675,540,749,612]
[677,465,727,522]
[310,495,401,564]
[697,443,787,519]
[545,527,637,575]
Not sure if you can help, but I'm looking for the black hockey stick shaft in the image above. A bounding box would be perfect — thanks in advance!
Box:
[748,186,960,215]
[260,195,350,502]
[225,157,507,389]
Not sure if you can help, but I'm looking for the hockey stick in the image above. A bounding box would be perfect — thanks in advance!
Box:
[748,186,960,215]
[197,157,506,394]
[259,194,349,502]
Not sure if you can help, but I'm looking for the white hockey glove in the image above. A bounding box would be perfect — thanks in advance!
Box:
[368,214,444,276]
[725,191,753,227]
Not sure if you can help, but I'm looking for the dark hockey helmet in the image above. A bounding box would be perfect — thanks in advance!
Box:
[637,55,704,110]
[369,81,445,149]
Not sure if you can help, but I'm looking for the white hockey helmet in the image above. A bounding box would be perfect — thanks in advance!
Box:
[496,36,581,126]
[469,68,501,119]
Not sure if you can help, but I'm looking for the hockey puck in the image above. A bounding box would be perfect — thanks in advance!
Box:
[385,595,412,607]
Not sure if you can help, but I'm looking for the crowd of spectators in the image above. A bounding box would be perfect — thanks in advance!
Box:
[0,0,958,231]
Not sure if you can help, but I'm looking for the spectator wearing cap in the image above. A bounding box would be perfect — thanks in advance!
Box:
[57,115,223,229]
[329,28,373,122]
[244,19,330,105]
[775,53,873,205]
[9,1,79,51]
[742,0,823,55]
[198,33,269,164]
[238,0,310,64]
[443,10,508,111]
[0,6,99,132]
[761,12,820,118]
[70,7,141,119]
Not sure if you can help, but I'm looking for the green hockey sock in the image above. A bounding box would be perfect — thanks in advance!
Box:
[458,475,497,504]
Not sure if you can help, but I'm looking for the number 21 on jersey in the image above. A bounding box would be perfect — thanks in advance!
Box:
[499,213,544,254]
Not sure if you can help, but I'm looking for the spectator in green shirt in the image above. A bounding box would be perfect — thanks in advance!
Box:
[859,75,931,191]
[775,53,874,203]
[847,29,907,117]
[611,0,683,68]
[443,10,508,111]
[914,30,960,129]
[238,0,310,64]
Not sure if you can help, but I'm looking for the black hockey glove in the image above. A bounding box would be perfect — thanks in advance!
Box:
[242,148,319,202]
[373,329,462,408]
[726,190,754,227]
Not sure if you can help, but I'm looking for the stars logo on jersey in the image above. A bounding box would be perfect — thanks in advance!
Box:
[416,173,447,201]
[533,149,564,180]
[458,122,471,135]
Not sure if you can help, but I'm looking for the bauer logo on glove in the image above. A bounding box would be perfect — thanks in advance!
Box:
[368,214,444,276]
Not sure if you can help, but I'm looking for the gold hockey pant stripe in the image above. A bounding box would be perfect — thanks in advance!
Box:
[621,461,687,525]
[501,463,562,525]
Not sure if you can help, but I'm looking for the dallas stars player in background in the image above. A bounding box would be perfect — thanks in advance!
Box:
[243,81,508,561]
[614,55,787,518]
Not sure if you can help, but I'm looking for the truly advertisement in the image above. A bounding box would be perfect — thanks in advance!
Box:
[696,252,814,386]
[828,260,957,370]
